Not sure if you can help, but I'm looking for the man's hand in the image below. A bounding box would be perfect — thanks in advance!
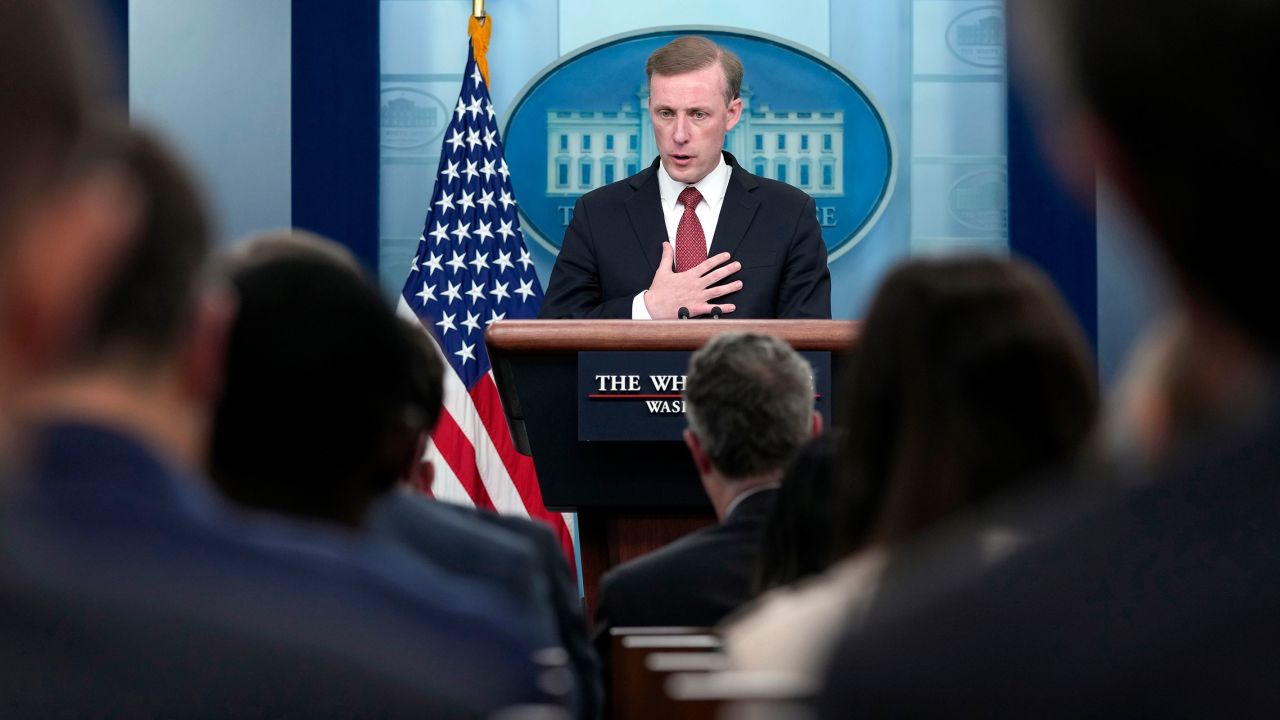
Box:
[643,242,742,319]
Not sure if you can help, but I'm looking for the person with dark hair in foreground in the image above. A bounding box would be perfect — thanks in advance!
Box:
[5,130,548,715]
[817,1,1280,716]
[211,231,594,715]
[722,256,1098,679]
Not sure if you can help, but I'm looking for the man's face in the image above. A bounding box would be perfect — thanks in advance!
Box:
[649,63,743,185]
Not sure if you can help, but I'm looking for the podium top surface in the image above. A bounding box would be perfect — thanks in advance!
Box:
[486,319,859,353]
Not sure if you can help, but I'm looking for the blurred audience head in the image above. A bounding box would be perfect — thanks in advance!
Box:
[67,127,214,373]
[0,0,137,420]
[25,125,227,470]
[835,255,1098,553]
[390,318,446,495]
[210,232,415,527]
[1111,311,1270,472]
[753,432,839,594]
[1009,0,1278,354]
[684,332,819,515]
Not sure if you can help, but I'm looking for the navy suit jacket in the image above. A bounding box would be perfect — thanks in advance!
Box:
[430,501,604,720]
[593,487,777,641]
[539,153,831,319]
[367,489,559,646]
[1,422,548,717]
[368,491,602,718]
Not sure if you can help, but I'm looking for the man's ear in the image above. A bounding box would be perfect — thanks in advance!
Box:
[181,283,236,410]
[810,410,824,438]
[683,427,713,476]
[1,165,140,380]
[724,97,743,133]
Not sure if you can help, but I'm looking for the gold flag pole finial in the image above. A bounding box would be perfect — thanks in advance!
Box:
[467,8,492,89]
[473,0,485,19]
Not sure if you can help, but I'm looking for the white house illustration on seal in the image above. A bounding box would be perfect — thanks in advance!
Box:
[545,84,845,198]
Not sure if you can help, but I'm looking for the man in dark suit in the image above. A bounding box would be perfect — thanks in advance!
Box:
[540,35,831,320]
[594,332,823,695]
[6,127,547,716]
[817,1,1280,716]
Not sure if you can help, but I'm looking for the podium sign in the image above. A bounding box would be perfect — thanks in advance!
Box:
[578,351,832,441]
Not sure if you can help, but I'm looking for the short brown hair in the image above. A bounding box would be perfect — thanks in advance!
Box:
[71,126,211,366]
[645,35,743,105]
[684,332,814,479]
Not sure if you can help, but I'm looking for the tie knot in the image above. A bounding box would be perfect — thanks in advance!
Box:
[678,186,702,210]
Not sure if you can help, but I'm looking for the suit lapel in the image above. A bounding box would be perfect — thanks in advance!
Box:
[709,156,760,259]
[624,159,668,272]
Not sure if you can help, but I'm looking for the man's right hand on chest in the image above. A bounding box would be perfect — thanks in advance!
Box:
[641,242,743,319]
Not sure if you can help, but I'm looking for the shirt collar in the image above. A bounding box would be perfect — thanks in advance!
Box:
[723,482,779,521]
[657,153,731,215]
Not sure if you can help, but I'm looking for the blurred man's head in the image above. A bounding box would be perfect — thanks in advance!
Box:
[683,332,819,518]
[210,233,415,527]
[0,0,137,418]
[29,126,226,466]
[69,129,213,372]
[1009,0,1279,352]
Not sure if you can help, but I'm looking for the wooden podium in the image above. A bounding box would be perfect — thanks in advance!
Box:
[486,319,858,617]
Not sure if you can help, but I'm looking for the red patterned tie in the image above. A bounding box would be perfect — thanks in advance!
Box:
[674,186,707,273]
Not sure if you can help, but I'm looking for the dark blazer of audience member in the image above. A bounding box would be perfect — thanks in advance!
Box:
[5,126,547,715]
[368,319,601,719]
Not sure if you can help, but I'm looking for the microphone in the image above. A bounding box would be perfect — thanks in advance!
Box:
[677,307,691,320]
[709,306,722,319]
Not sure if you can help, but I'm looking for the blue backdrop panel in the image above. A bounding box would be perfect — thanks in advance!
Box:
[292,4,380,272]
[1006,77,1097,348]
[100,0,129,102]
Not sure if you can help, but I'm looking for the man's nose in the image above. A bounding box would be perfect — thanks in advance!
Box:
[672,115,690,143]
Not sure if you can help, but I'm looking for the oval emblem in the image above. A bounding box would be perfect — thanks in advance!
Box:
[945,6,1005,69]
[503,29,896,262]
[948,168,1008,233]
[380,87,449,152]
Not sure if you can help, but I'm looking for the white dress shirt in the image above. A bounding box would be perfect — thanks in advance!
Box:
[631,155,734,319]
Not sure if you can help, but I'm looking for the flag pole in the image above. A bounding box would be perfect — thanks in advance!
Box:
[472,0,485,19]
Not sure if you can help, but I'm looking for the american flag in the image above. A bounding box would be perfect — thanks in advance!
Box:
[397,18,575,571]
